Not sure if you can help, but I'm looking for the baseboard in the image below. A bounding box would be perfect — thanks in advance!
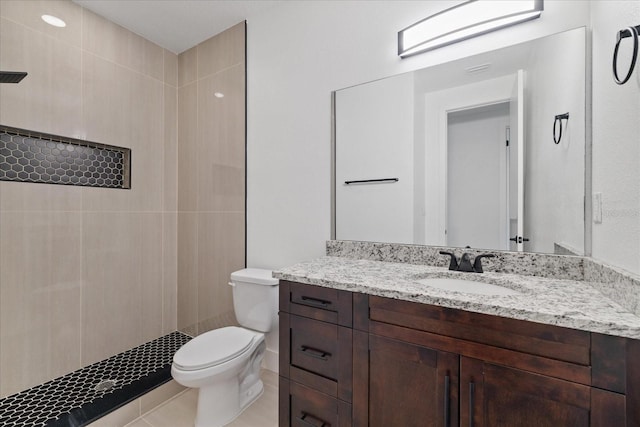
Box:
[263,348,279,374]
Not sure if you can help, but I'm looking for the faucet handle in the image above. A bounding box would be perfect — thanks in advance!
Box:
[439,251,458,271]
[473,254,496,273]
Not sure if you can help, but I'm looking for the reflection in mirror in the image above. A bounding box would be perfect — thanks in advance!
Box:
[334,27,587,255]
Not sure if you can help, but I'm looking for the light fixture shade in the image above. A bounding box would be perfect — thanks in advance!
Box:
[398,0,543,58]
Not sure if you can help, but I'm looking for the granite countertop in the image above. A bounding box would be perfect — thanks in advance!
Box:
[274,256,640,340]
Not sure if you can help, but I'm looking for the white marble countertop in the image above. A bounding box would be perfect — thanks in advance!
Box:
[274,256,640,340]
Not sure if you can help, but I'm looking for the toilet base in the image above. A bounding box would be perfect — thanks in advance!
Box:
[194,379,264,427]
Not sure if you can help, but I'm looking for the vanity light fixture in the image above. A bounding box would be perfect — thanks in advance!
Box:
[41,14,66,28]
[398,0,543,58]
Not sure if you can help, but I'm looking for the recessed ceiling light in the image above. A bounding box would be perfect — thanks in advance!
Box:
[214,92,225,98]
[41,14,66,28]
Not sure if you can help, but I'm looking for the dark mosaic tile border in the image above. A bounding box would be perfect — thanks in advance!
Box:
[0,125,131,189]
[0,332,191,427]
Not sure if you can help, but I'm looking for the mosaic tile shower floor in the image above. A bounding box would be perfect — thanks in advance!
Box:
[0,332,191,427]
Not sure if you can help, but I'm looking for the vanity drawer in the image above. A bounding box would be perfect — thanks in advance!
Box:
[281,281,353,327]
[291,315,339,381]
[282,379,352,427]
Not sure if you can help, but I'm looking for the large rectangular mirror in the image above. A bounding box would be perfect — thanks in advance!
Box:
[334,27,588,255]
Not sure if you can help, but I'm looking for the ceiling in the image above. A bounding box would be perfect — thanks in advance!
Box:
[72,0,284,54]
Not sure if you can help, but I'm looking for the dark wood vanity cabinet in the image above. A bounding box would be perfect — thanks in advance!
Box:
[280,281,640,426]
[279,281,354,426]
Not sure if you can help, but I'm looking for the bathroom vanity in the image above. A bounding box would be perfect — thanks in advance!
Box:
[276,255,640,426]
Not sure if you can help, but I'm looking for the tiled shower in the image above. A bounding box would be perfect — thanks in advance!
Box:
[0,0,246,422]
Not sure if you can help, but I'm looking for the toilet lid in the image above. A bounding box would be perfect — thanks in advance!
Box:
[173,327,257,371]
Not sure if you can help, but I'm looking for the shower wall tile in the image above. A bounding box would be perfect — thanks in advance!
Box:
[164,84,178,212]
[0,0,182,399]
[81,212,141,366]
[177,82,198,212]
[196,213,245,330]
[176,23,246,338]
[82,52,164,212]
[0,0,82,48]
[196,65,245,212]
[164,50,178,87]
[177,213,198,333]
[0,212,82,398]
[178,46,198,87]
[0,181,82,212]
[140,214,164,344]
[0,17,83,138]
[81,8,164,81]
[163,213,178,334]
[197,22,245,79]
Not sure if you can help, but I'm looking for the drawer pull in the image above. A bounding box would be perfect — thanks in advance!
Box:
[299,345,331,361]
[298,411,329,427]
[300,296,332,308]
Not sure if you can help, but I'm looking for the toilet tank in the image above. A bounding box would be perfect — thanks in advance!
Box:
[229,268,279,333]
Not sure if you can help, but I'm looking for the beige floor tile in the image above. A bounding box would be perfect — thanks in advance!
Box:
[126,418,153,427]
[142,389,197,427]
[142,370,278,427]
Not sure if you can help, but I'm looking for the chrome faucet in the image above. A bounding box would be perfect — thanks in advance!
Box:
[439,251,496,273]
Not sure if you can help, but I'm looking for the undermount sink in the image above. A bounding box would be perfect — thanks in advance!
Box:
[416,277,521,296]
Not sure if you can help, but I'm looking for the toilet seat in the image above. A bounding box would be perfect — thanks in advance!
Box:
[173,326,258,371]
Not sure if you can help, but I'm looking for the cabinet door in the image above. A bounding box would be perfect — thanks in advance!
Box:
[461,357,591,427]
[367,334,458,427]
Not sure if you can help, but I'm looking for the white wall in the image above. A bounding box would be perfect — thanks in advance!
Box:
[591,1,640,275]
[524,28,586,255]
[335,72,414,244]
[247,1,591,269]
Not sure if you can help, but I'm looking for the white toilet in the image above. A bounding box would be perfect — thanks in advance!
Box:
[171,268,279,427]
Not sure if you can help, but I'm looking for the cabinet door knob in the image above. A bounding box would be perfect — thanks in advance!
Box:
[299,345,331,361]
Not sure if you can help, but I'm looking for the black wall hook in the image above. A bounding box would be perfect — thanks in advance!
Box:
[553,113,569,144]
[613,25,639,85]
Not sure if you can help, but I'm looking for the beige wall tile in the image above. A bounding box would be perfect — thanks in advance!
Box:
[0,18,83,138]
[177,213,197,332]
[0,181,82,212]
[164,84,178,212]
[163,50,178,87]
[177,82,198,212]
[82,8,163,81]
[140,213,164,343]
[163,213,178,334]
[0,212,82,397]
[140,380,186,415]
[178,46,197,87]
[82,52,164,212]
[87,398,141,427]
[197,213,245,328]
[81,212,142,365]
[196,65,245,212]
[0,0,82,48]
[197,22,245,79]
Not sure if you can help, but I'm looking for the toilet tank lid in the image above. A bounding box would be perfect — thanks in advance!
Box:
[231,268,279,286]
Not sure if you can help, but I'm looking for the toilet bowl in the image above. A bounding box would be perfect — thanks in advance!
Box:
[171,268,279,427]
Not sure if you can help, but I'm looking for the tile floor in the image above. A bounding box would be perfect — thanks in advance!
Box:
[123,370,278,427]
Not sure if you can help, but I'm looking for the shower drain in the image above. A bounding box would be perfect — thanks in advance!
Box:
[94,379,117,392]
